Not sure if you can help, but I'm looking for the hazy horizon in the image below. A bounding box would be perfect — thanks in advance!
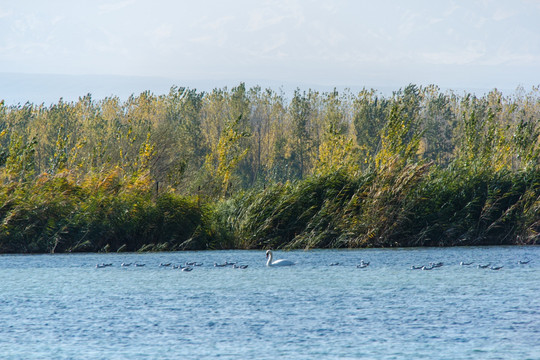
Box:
[2,71,535,106]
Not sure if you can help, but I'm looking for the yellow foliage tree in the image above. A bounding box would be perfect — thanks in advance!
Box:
[204,115,251,197]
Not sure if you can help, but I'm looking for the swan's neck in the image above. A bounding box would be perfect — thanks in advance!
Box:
[266,252,273,266]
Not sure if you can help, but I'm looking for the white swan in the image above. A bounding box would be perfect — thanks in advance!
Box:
[266,250,295,267]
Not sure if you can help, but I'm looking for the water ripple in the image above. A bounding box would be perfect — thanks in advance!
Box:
[0,247,538,359]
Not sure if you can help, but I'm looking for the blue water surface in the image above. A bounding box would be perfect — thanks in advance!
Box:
[0,246,538,359]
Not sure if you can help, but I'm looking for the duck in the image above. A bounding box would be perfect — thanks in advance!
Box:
[329,262,340,266]
[214,262,228,267]
[233,264,248,269]
[477,263,491,269]
[121,262,132,267]
[182,267,193,272]
[266,250,295,267]
[357,260,370,268]
[518,260,530,264]
[159,263,171,267]
[490,266,503,270]
[95,263,113,268]
[460,261,473,266]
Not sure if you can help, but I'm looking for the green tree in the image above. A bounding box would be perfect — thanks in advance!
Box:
[352,89,388,166]
[420,86,455,165]
[375,100,422,170]
[289,89,313,179]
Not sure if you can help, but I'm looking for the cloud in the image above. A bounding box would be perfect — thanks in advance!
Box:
[98,0,135,15]
[152,24,173,40]
[246,32,288,58]
[398,10,422,37]
[0,7,12,18]
[51,16,64,25]
[246,0,304,31]
[247,11,288,32]
[421,41,486,65]
[188,36,213,44]
[198,15,235,31]
[492,7,516,21]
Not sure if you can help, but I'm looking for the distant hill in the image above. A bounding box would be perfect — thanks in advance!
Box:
[0,73,208,105]
[0,72,500,106]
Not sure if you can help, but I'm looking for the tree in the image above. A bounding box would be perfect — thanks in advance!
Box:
[420,86,455,165]
[375,100,422,170]
[353,89,388,167]
[289,89,312,179]
[205,115,251,197]
[314,90,359,175]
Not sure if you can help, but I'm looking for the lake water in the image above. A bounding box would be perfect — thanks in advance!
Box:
[0,247,538,359]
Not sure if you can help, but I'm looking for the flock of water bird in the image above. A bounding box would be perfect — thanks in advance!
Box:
[95,249,532,271]
[95,261,245,271]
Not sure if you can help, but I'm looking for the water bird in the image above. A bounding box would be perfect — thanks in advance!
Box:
[477,263,491,269]
[490,266,503,270]
[95,263,108,268]
[421,266,433,270]
[357,260,370,268]
[233,264,248,269]
[186,262,203,266]
[460,262,473,266]
[430,262,443,268]
[214,262,228,267]
[518,260,530,264]
[121,262,132,267]
[134,263,146,267]
[410,265,423,270]
[159,263,171,267]
[266,250,295,267]
[182,267,193,272]
[329,262,340,266]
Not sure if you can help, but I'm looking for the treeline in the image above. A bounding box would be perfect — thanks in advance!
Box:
[0,84,539,252]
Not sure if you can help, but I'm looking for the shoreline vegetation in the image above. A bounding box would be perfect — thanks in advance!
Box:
[0,83,539,253]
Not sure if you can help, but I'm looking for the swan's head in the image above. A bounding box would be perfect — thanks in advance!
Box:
[265,250,272,259]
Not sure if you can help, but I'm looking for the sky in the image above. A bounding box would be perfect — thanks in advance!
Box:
[1,0,540,103]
